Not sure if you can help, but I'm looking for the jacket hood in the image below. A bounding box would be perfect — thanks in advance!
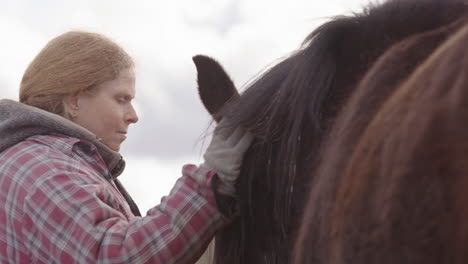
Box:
[0,99,125,177]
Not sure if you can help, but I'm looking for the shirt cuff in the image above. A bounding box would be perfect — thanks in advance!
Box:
[182,164,239,219]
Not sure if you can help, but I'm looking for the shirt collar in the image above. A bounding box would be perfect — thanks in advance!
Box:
[0,99,126,178]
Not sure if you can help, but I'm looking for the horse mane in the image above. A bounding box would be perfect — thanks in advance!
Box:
[207,0,468,263]
[292,16,468,264]
[308,19,468,264]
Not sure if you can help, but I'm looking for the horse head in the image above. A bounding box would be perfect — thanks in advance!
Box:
[194,1,468,263]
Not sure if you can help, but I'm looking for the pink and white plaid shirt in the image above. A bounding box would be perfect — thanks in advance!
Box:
[0,134,227,263]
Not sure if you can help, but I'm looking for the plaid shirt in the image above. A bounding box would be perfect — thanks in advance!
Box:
[0,134,227,263]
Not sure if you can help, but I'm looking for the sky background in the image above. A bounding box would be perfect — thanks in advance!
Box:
[2,0,371,213]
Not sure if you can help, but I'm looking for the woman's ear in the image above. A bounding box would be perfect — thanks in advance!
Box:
[62,94,79,119]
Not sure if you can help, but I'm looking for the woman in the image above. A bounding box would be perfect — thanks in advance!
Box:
[0,31,252,263]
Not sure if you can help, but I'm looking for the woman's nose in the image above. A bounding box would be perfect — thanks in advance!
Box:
[126,104,139,124]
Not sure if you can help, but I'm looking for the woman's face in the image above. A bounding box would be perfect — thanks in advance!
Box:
[67,68,139,151]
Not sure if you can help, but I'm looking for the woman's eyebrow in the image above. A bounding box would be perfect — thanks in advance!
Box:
[115,92,135,100]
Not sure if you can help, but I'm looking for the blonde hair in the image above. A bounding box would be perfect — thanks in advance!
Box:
[19,31,134,115]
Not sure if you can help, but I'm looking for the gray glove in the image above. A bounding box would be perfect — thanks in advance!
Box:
[201,121,254,196]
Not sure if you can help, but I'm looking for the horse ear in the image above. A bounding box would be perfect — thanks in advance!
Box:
[192,55,240,122]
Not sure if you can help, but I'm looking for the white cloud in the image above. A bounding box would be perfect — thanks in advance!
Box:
[0,16,47,99]
[119,155,204,214]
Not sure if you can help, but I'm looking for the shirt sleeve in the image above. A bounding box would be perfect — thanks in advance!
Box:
[21,164,228,264]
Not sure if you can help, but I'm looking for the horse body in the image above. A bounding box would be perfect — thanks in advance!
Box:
[193,0,468,263]
[292,16,468,264]
[294,19,468,264]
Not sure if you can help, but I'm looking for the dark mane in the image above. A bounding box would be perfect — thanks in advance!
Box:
[196,0,468,263]
[296,19,468,264]
[292,16,467,264]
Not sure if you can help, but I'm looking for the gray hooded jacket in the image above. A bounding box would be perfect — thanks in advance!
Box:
[0,99,141,216]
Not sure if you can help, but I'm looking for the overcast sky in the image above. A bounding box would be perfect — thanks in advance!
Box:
[2,0,371,213]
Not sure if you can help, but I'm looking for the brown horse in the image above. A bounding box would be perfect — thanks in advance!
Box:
[294,18,468,264]
[292,16,468,264]
[193,0,468,263]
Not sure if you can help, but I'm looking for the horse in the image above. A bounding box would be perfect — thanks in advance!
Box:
[293,18,468,264]
[193,0,468,263]
[292,15,468,264]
